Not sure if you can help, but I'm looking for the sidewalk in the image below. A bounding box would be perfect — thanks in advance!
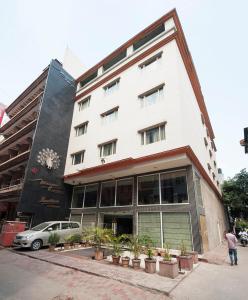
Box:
[10,248,198,296]
[201,241,229,265]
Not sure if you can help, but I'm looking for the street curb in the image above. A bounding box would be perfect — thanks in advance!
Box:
[9,249,199,296]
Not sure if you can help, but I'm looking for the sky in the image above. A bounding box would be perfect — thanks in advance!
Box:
[0,0,247,179]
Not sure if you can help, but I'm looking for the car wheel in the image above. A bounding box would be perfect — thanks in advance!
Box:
[31,239,43,251]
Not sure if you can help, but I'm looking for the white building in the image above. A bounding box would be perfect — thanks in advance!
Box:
[64,9,227,253]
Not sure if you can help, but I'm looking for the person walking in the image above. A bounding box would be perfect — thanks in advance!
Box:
[225,229,238,266]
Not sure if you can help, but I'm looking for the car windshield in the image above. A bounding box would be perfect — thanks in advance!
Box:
[31,222,51,231]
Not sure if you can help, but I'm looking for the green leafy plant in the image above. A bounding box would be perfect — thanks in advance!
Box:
[84,227,112,250]
[71,234,82,244]
[111,234,127,257]
[180,240,187,256]
[48,233,60,246]
[128,235,143,260]
[64,235,72,244]
[163,243,172,261]
[146,248,153,260]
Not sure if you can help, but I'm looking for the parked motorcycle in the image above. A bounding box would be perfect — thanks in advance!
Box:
[239,232,248,247]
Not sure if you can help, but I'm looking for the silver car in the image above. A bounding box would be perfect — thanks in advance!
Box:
[13,221,82,251]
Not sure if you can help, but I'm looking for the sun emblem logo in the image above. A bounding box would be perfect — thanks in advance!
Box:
[37,148,60,170]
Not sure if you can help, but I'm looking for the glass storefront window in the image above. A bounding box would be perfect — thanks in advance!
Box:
[71,187,84,208]
[100,181,115,207]
[84,184,98,207]
[116,179,133,206]
[138,174,160,205]
[160,172,188,204]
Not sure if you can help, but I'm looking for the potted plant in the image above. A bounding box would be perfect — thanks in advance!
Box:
[71,234,82,248]
[63,235,72,250]
[128,235,143,270]
[159,244,179,279]
[145,247,157,273]
[186,250,198,264]
[110,234,127,265]
[85,227,112,260]
[178,240,193,271]
[121,256,130,268]
[48,232,60,251]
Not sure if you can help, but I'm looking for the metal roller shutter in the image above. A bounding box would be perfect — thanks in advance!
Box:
[138,212,162,247]
[162,212,192,250]
[82,214,96,229]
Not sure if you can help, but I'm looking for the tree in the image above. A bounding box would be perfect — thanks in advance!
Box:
[222,169,248,220]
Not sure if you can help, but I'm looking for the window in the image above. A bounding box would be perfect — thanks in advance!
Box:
[209,149,212,158]
[103,50,127,71]
[45,223,60,231]
[61,223,70,230]
[201,114,205,125]
[101,107,118,124]
[84,184,98,208]
[78,96,90,111]
[100,181,115,206]
[139,122,166,145]
[214,161,216,168]
[160,172,188,204]
[75,122,88,136]
[79,71,98,88]
[206,128,210,137]
[71,223,80,228]
[71,151,84,165]
[138,174,160,205]
[139,84,164,108]
[116,178,133,206]
[139,51,162,69]
[71,187,84,208]
[207,163,211,171]
[103,78,120,94]
[204,137,208,147]
[212,172,216,180]
[133,24,165,51]
[99,140,117,157]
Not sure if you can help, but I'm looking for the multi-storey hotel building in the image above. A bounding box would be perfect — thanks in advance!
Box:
[0,60,75,226]
[64,10,227,252]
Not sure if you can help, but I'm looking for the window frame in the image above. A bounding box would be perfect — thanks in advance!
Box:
[71,150,85,165]
[137,169,189,206]
[138,51,163,69]
[78,96,91,111]
[100,177,133,208]
[103,78,120,93]
[98,139,117,157]
[138,122,166,145]
[74,121,88,136]
[100,106,119,124]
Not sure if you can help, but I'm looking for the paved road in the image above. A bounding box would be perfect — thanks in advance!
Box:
[171,245,248,300]
[0,250,168,300]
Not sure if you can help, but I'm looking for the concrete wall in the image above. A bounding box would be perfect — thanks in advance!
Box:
[201,177,226,250]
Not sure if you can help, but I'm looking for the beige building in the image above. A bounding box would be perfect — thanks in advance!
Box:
[64,9,227,252]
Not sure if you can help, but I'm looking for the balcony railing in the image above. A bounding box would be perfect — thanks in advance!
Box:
[0,179,23,193]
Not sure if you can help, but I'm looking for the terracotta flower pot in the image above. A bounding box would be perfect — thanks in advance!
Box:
[95,249,104,260]
[121,257,130,268]
[132,258,141,270]
[49,245,56,252]
[178,255,193,271]
[186,251,198,264]
[159,260,178,279]
[145,259,156,273]
[64,243,70,250]
[112,255,121,265]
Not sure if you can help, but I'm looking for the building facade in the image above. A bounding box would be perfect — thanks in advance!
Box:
[0,60,75,226]
[62,9,227,253]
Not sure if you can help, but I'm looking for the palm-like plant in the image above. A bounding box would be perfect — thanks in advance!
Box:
[84,227,112,251]
[111,234,128,257]
[128,235,143,260]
